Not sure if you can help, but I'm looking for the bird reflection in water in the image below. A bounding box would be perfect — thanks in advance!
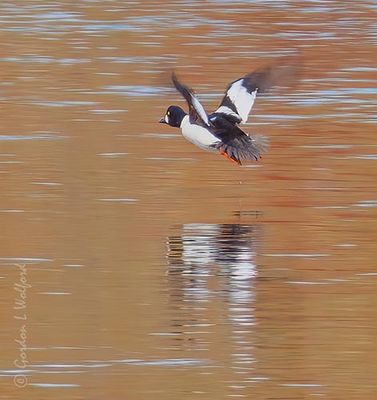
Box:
[167,222,262,377]
[167,223,261,304]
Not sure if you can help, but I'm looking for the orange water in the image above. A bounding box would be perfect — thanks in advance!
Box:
[1,1,377,399]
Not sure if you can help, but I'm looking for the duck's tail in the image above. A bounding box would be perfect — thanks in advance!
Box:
[217,133,269,165]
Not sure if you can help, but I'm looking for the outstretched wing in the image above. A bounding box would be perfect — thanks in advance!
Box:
[214,62,298,125]
[172,73,210,126]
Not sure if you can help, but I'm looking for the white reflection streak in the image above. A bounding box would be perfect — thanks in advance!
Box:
[167,222,259,385]
[168,223,257,299]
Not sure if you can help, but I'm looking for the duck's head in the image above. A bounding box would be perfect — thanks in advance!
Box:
[159,105,186,128]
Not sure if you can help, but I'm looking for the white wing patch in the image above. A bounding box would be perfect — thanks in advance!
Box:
[215,105,240,120]
[222,79,258,124]
[191,94,210,126]
[171,72,210,127]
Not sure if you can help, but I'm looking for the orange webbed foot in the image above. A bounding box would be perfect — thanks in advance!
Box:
[220,150,241,165]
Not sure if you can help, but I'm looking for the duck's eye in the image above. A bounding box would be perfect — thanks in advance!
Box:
[167,111,170,116]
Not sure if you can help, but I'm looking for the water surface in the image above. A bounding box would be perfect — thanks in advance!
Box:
[1,1,376,399]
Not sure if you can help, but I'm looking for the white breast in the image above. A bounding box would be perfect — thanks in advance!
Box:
[180,115,220,152]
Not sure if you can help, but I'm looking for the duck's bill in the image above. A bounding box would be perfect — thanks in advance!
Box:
[159,117,166,124]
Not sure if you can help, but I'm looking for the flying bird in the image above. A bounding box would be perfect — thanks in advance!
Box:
[159,61,297,165]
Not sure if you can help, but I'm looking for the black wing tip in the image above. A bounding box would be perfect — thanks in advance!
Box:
[170,71,194,97]
[242,56,303,94]
[171,71,182,91]
[171,71,178,83]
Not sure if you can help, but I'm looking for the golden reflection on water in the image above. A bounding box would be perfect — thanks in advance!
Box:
[1,1,377,399]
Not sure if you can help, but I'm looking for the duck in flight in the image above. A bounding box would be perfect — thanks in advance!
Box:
[159,63,294,165]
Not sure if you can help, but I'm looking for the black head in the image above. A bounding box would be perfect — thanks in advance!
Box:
[159,105,187,128]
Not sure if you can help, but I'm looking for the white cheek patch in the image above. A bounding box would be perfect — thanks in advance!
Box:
[165,114,169,123]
